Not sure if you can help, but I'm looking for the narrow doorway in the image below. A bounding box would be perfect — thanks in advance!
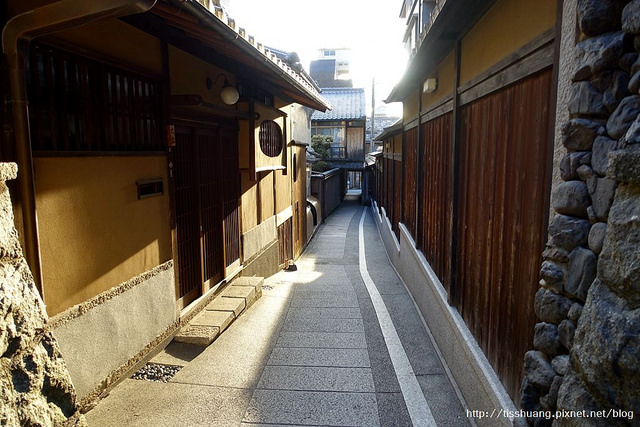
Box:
[172,123,240,309]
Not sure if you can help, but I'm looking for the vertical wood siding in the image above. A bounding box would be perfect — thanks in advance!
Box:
[220,127,241,268]
[393,159,402,239]
[419,113,453,293]
[403,127,418,239]
[174,123,240,307]
[277,217,293,265]
[174,127,201,305]
[456,69,553,399]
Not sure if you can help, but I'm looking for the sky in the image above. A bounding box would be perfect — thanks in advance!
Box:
[224,0,408,116]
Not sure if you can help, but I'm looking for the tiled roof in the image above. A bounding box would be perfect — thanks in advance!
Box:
[311,88,366,121]
[171,0,331,111]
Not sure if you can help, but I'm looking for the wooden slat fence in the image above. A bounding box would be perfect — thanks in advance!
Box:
[456,68,553,399]
[419,113,453,293]
[402,127,418,239]
[375,68,553,401]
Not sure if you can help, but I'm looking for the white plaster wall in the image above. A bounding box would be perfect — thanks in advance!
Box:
[52,266,177,400]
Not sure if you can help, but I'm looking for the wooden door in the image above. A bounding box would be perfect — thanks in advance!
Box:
[174,125,203,308]
[173,123,240,309]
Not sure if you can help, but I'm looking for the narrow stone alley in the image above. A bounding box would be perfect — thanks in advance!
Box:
[86,201,469,426]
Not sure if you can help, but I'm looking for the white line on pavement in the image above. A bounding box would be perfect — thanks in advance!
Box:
[358,208,437,427]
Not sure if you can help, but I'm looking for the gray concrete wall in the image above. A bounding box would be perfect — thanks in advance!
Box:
[242,215,277,263]
[51,262,177,406]
[371,201,518,427]
[241,239,280,278]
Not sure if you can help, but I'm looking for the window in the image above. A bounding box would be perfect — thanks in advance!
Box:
[311,125,344,144]
[258,120,283,157]
[27,43,163,153]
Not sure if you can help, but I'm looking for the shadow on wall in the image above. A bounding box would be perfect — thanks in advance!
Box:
[0,162,86,425]
[34,156,172,315]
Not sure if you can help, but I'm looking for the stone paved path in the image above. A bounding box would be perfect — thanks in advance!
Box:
[86,201,470,426]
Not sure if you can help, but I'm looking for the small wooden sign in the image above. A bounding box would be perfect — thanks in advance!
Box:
[167,125,176,147]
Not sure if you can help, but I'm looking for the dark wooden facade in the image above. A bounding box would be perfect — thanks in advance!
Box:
[374,67,554,399]
[173,123,240,309]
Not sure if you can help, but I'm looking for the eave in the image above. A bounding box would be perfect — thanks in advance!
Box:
[127,0,331,112]
[386,0,496,103]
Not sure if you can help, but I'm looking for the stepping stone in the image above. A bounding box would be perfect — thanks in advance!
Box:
[206,296,245,316]
[173,325,219,346]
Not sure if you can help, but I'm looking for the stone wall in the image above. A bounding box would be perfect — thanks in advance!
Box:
[521,0,640,425]
[0,163,85,426]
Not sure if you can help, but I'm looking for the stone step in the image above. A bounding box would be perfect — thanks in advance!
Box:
[172,276,263,347]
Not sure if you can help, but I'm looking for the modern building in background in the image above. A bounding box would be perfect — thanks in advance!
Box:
[310,49,367,192]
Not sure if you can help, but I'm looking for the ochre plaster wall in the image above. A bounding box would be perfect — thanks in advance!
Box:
[404,91,420,120]
[386,133,403,160]
[422,51,455,110]
[54,19,163,75]
[460,0,556,85]
[34,156,171,315]
[169,46,235,106]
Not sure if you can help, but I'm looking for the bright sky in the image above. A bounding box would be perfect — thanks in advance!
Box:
[225,0,408,116]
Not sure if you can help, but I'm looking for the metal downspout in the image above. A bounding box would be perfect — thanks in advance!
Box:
[2,0,156,293]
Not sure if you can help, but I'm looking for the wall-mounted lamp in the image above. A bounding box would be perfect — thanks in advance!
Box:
[423,77,438,94]
[208,73,240,105]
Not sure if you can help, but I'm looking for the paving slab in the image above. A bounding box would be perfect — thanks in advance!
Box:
[232,276,264,289]
[418,373,470,427]
[86,202,470,427]
[222,285,256,301]
[281,316,364,333]
[284,307,362,319]
[276,331,368,349]
[292,289,357,299]
[289,295,360,308]
[376,392,413,427]
[173,325,219,346]
[257,365,375,392]
[170,294,288,389]
[242,389,379,427]
[267,347,371,368]
[190,310,234,331]
[206,296,245,315]
[85,379,252,427]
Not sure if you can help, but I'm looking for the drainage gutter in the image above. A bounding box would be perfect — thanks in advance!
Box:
[2,0,157,292]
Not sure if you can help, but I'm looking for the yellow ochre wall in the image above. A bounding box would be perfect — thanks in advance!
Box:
[35,156,171,316]
[54,19,163,76]
[404,91,420,121]
[460,0,556,85]
[422,51,455,110]
[169,46,235,106]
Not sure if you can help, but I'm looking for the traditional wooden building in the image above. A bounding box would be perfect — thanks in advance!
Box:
[373,0,557,420]
[1,0,329,407]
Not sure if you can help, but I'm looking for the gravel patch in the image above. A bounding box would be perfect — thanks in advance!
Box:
[132,362,182,383]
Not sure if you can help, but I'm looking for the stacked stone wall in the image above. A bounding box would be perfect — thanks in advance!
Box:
[0,163,85,426]
[521,1,640,425]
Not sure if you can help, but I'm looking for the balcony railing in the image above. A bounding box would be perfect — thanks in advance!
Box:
[329,147,346,159]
